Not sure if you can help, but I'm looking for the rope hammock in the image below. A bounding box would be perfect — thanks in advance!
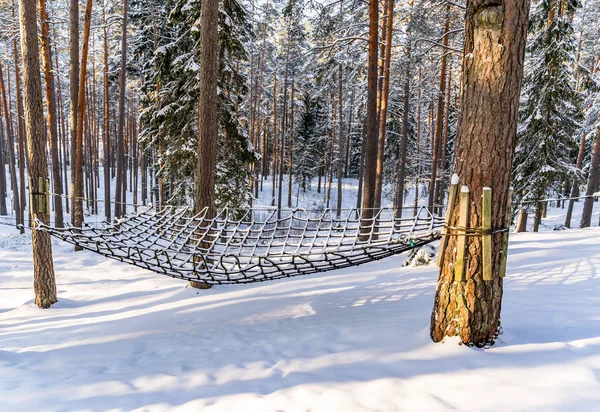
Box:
[34,206,445,284]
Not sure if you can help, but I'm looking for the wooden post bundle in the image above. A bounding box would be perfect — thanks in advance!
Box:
[482,187,492,281]
[499,189,513,278]
[29,177,50,218]
[454,186,470,282]
[437,173,459,267]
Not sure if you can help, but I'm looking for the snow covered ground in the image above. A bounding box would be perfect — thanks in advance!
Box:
[1,208,600,410]
[1,172,600,411]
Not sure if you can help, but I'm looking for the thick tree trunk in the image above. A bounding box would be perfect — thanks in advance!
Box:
[72,0,93,236]
[18,0,57,308]
[431,0,530,346]
[191,0,219,290]
[361,0,379,225]
[39,0,64,228]
[580,137,600,228]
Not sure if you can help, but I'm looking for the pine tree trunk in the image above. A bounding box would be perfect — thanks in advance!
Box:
[287,77,295,209]
[565,132,587,227]
[0,63,17,218]
[53,42,70,214]
[13,0,26,230]
[428,6,451,212]
[72,0,93,236]
[431,0,530,346]
[192,0,219,290]
[102,0,111,221]
[580,136,600,228]
[361,0,379,225]
[394,0,414,218]
[373,0,394,210]
[0,108,7,216]
[68,0,79,203]
[516,204,528,232]
[336,64,344,217]
[39,0,64,228]
[271,72,277,206]
[18,0,57,308]
[115,0,128,218]
[277,52,289,218]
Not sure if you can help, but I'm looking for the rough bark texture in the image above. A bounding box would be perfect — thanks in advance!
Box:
[192,0,219,290]
[361,0,379,224]
[580,137,600,228]
[430,0,530,346]
[39,0,64,228]
[18,0,57,308]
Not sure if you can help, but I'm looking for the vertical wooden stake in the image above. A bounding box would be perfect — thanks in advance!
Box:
[437,174,459,267]
[482,187,492,281]
[499,189,513,278]
[454,186,470,282]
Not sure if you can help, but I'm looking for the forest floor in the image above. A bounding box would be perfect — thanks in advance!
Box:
[1,176,600,411]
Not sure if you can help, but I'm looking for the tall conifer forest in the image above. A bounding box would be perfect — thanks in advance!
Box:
[0,0,598,227]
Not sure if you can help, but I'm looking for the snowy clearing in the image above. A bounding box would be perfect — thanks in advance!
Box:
[1,220,600,411]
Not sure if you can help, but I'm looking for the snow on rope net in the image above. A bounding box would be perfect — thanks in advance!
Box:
[35,206,444,284]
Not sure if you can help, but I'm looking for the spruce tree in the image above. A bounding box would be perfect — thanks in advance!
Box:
[513,0,583,230]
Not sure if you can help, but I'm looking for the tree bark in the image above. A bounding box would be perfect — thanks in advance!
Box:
[0,63,17,218]
[72,0,93,235]
[580,136,600,228]
[428,6,451,212]
[374,0,394,210]
[13,0,26,230]
[565,132,587,227]
[431,0,531,346]
[192,0,220,290]
[102,0,111,221]
[0,103,7,216]
[68,0,79,200]
[18,0,57,308]
[394,0,414,218]
[361,0,379,226]
[336,63,344,217]
[115,0,128,218]
[39,0,64,228]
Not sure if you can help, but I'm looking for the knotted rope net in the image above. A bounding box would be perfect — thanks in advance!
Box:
[35,206,444,284]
